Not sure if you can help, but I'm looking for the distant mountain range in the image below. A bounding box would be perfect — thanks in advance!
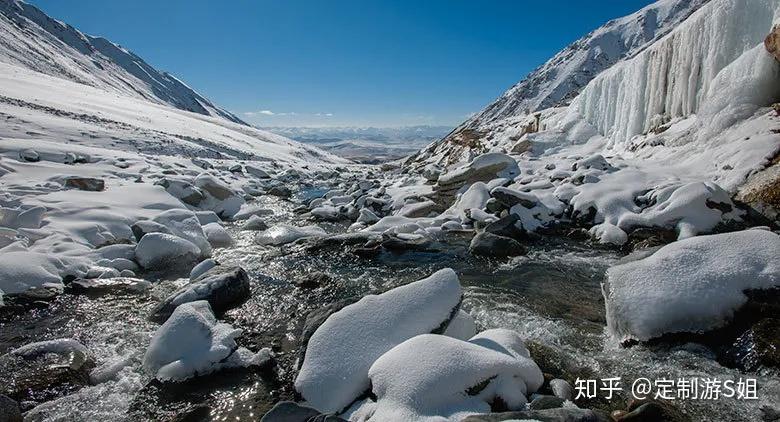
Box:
[264,125,453,163]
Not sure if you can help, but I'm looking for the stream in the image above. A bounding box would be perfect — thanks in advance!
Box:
[1,182,778,422]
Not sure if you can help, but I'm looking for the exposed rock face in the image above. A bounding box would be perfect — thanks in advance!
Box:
[765,25,780,62]
[469,232,527,257]
[736,153,780,223]
[64,177,105,191]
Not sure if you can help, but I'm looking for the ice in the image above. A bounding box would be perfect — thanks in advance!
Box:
[142,300,269,381]
[295,268,463,413]
[603,228,780,342]
[11,338,88,358]
[363,333,543,421]
[256,224,327,246]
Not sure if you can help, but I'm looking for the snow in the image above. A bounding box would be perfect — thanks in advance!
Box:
[134,233,200,271]
[10,337,88,358]
[255,224,327,246]
[295,268,462,414]
[0,250,64,294]
[443,310,478,341]
[603,229,780,342]
[363,333,543,421]
[577,0,780,144]
[142,300,270,381]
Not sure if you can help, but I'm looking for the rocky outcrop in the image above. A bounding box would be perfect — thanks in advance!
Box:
[765,25,780,62]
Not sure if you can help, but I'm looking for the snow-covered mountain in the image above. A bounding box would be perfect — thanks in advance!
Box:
[424,0,709,160]
[0,0,245,124]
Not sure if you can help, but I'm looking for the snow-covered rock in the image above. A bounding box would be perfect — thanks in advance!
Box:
[364,332,543,421]
[151,209,212,258]
[295,268,463,413]
[0,251,64,295]
[142,301,270,381]
[193,174,245,219]
[255,224,327,246]
[202,222,234,248]
[443,310,477,341]
[149,265,250,323]
[603,229,780,342]
[134,233,200,271]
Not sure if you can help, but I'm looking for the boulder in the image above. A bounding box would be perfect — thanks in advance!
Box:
[0,339,94,405]
[462,408,604,422]
[529,395,566,410]
[491,187,537,209]
[483,214,525,239]
[131,220,172,242]
[154,178,204,206]
[148,265,251,323]
[240,215,268,231]
[202,222,234,248]
[64,177,105,191]
[19,149,39,162]
[134,233,201,271]
[765,24,780,62]
[469,232,527,257]
[0,394,22,422]
[260,401,347,422]
[267,186,292,198]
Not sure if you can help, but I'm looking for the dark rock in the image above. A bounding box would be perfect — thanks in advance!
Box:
[149,266,251,323]
[624,227,677,251]
[131,220,172,241]
[154,178,205,206]
[618,399,689,422]
[462,408,604,422]
[529,395,566,410]
[549,378,574,401]
[483,214,525,239]
[353,244,382,258]
[381,233,434,252]
[491,187,537,209]
[469,232,526,257]
[0,342,94,405]
[64,177,105,191]
[485,198,504,213]
[267,186,292,198]
[260,401,347,422]
[19,149,39,162]
[725,318,780,371]
[294,272,331,289]
[0,394,22,422]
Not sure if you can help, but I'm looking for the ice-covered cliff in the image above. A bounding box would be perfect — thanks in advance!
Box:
[0,0,245,124]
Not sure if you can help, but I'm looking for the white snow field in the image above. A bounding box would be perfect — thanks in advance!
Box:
[603,228,780,342]
[0,56,346,296]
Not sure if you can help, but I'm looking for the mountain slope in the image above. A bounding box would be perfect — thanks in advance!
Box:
[0,0,245,124]
[423,0,709,163]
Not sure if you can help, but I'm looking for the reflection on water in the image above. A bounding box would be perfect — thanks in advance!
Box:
[1,189,777,421]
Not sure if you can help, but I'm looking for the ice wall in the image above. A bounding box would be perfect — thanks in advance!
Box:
[576,0,780,144]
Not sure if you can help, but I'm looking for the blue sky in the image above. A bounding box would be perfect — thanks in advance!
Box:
[30,0,654,127]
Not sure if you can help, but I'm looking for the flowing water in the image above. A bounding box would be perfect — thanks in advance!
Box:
[1,185,778,421]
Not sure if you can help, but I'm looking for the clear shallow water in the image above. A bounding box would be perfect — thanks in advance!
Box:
[1,188,778,421]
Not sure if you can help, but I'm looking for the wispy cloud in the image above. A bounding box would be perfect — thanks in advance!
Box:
[244,110,332,118]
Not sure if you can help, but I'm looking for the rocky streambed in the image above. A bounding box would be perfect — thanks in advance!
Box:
[0,179,779,422]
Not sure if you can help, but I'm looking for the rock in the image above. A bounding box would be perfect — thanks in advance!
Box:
[64,177,105,191]
[202,222,233,248]
[154,178,204,206]
[241,215,268,231]
[400,200,439,218]
[529,395,566,410]
[491,186,537,208]
[246,165,271,179]
[0,339,94,405]
[463,408,603,422]
[193,173,233,200]
[725,318,780,371]
[510,139,533,154]
[131,220,172,242]
[485,197,504,213]
[151,209,212,257]
[19,149,39,162]
[422,164,442,182]
[260,401,347,422]
[267,185,292,198]
[381,233,434,252]
[765,24,780,62]
[619,399,688,422]
[549,378,574,401]
[483,214,525,239]
[356,208,380,224]
[134,233,201,271]
[0,394,22,422]
[228,164,243,173]
[148,265,251,323]
[294,271,331,289]
[190,258,218,280]
[469,232,527,257]
[297,298,359,370]
[194,210,221,225]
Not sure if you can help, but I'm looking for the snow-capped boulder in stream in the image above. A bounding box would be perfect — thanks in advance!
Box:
[134,233,201,271]
[360,332,544,421]
[603,228,780,343]
[149,265,251,323]
[143,301,271,381]
[294,268,463,414]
